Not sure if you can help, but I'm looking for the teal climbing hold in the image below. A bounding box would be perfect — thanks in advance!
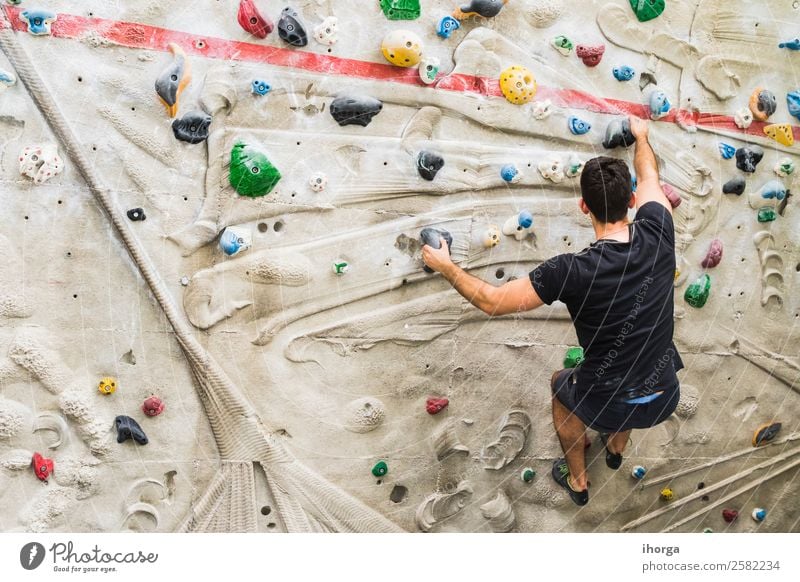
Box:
[380,0,420,20]
[372,461,388,477]
[229,142,281,198]
[629,0,665,22]
[521,468,536,483]
[684,274,711,308]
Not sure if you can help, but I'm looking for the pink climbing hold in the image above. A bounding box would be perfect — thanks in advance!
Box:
[661,183,681,209]
[142,395,165,417]
[701,239,723,269]
[426,397,449,415]
[237,0,274,39]
[576,44,605,67]
[32,452,54,483]
[722,508,739,523]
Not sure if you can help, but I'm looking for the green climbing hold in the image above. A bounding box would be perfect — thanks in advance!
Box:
[521,468,536,483]
[380,0,420,20]
[684,274,711,308]
[563,347,585,368]
[372,460,388,477]
[629,0,665,22]
[229,142,281,198]
[703,527,713,533]
[757,207,777,223]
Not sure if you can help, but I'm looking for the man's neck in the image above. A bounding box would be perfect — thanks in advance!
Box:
[593,219,631,243]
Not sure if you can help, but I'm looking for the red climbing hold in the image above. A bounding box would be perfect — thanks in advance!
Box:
[722,509,739,523]
[32,452,54,483]
[237,0,274,39]
[142,395,165,417]
[576,44,605,67]
[426,397,449,415]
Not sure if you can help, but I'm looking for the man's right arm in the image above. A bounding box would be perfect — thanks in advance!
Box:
[629,115,672,215]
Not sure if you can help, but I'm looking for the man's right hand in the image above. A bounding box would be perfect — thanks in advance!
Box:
[629,115,649,141]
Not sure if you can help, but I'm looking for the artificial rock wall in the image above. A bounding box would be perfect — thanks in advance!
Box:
[0,0,798,533]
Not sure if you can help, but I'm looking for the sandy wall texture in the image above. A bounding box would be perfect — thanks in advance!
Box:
[0,0,798,533]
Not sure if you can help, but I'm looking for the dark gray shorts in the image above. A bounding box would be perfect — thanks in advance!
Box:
[551,368,680,433]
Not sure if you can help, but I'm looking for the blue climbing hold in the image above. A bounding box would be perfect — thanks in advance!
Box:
[0,70,14,86]
[649,90,671,120]
[21,9,56,35]
[517,210,533,229]
[779,38,800,50]
[436,16,461,39]
[252,80,271,96]
[613,65,635,82]
[718,143,736,160]
[500,164,519,182]
[568,116,592,135]
[631,173,638,192]
[760,180,786,201]
[787,91,800,122]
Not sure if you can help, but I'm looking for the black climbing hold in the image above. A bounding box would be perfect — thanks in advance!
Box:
[126,208,146,221]
[778,190,791,217]
[114,415,148,445]
[329,94,383,127]
[420,227,453,273]
[277,7,308,47]
[417,151,445,181]
[722,176,746,196]
[735,146,764,174]
[602,118,635,149]
[172,110,212,144]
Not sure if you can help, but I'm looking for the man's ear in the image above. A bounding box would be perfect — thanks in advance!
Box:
[628,193,637,209]
[579,198,591,216]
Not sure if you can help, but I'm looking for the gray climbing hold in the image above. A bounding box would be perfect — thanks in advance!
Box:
[420,227,453,273]
[329,94,383,127]
[278,7,308,47]
[602,118,635,149]
[115,415,148,445]
[735,146,764,174]
[417,151,445,181]
[722,176,746,196]
[172,110,212,144]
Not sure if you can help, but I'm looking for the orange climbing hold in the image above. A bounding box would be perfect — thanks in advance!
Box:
[499,65,537,105]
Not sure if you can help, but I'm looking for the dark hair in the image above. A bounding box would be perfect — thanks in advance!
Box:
[579,157,632,223]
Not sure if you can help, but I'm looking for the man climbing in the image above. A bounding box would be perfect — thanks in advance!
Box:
[421,115,682,506]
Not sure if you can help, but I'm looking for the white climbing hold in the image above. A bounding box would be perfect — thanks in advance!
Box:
[18,144,64,184]
[538,157,565,183]
[313,16,338,46]
[734,107,753,129]
[309,172,328,192]
[530,99,553,120]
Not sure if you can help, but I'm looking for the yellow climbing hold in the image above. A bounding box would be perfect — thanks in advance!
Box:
[380,29,423,68]
[763,123,794,147]
[499,65,537,105]
[660,487,674,501]
[98,377,117,395]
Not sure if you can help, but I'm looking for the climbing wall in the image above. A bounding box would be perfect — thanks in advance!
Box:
[0,0,798,533]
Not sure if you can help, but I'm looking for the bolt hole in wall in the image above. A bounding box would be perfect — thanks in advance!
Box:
[260,506,271,516]
[495,268,505,280]
[390,485,408,504]
[258,222,269,233]
[273,220,284,232]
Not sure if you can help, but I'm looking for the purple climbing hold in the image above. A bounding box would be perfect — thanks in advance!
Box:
[701,239,723,268]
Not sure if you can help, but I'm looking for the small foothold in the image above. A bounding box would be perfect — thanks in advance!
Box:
[502,210,534,241]
[371,461,388,477]
[565,154,584,179]
[763,123,794,147]
[453,0,508,20]
[180,276,190,286]
[478,225,501,249]
[499,65,537,105]
[126,208,146,221]
[787,91,800,122]
[757,207,777,223]
[420,227,453,273]
[155,43,191,118]
[563,347,584,368]
[237,0,274,39]
[718,143,736,159]
[701,239,723,269]
[568,116,592,135]
[313,16,338,46]
[629,0,665,21]
[779,38,800,50]
[229,141,281,197]
[171,110,212,144]
[142,395,165,417]
[703,528,714,533]
[21,9,56,35]
[722,176,746,196]
[752,422,781,447]
[436,16,461,39]
[251,80,271,96]
[18,144,64,184]
[684,274,711,308]
[631,465,647,480]
[426,397,449,415]
[661,183,681,208]
[98,377,117,395]
[219,226,252,257]
[530,99,553,120]
[31,452,54,483]
[552,35,574,56]
[417,151,445,181]
[735,146,764,174]
[749,88,777,122]
[500,164,521,183]
[538,157,565,183]
[309,172,328,192]
[576,44,605,67]
[613,65,635,82]
[277,7,308,47]
[660,488,674,501]
[722,509,739,523]
[329,94,383,127]
[752,508,767,522]
[602,118,635,149]
[0,69,16,90]
[419,57,440,85]
[380,0,420,20]
[775,158,795,178]
[381,29,423,68]
[115,415,148,445]
[521,468,536,483]
[648,90,671,120]
[733,107,753,129]
[332,260,349,275]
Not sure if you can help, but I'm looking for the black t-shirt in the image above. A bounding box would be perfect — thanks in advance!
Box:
[529,202,684,396]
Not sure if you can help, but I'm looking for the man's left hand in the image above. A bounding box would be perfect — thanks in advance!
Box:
[422,238,453,273]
